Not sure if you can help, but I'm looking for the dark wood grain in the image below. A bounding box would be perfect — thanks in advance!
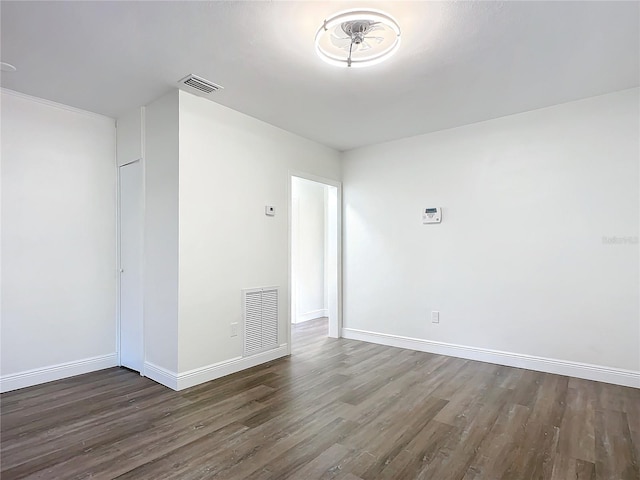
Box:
[1,318,638,479]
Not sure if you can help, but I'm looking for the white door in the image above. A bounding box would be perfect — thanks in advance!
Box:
[118,160,144,372]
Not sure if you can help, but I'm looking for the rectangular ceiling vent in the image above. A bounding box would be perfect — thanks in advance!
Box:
[179,74,224,96]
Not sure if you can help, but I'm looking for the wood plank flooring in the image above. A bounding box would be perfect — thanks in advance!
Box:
[1,318,639,479]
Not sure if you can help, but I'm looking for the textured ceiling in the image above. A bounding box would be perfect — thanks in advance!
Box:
[1,1,638,151]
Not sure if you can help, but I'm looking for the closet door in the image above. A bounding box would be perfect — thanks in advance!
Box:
[118,160,143,373]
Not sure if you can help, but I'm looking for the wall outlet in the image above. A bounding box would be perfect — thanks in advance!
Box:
[231,322,239,337]
[431,311,440,324]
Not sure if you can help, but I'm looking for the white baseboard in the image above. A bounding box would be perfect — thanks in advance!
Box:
[342,328,640,389]
[295,309,328,324]
[177,345,288,390]
[0,353,118,393]
[144,361,179,390]
[143,344,289,391]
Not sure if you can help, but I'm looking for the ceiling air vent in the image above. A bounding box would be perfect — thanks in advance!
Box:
[179,74,224,96]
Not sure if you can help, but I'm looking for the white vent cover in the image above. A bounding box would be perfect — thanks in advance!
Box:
[243,287,279,357]
[179,74,224,96]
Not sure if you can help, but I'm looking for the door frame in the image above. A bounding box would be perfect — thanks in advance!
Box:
[116,158,145,373]
[288,171,342,354]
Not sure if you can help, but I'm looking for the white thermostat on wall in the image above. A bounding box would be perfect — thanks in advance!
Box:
[422,207,442,224]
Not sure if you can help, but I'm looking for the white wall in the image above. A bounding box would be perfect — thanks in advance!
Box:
[116,107,143,167]
[143,91,179,373]
[292,177,326,323]
[342,88,639,377]
[178,90,341,373]
[1,90,117,390]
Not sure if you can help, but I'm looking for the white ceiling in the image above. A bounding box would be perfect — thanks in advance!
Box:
[1,1,638,151]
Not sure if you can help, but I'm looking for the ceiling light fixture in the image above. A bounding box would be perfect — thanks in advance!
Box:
[315,9,401,68]
[1,62,17,72]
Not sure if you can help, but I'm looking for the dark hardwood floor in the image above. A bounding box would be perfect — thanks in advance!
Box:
[1,318,639,479]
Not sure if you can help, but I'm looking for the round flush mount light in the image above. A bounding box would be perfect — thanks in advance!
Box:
[1,62,17,72]
[315,9,401,68]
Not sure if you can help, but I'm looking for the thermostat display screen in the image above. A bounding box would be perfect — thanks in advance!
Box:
[422,207,442,224]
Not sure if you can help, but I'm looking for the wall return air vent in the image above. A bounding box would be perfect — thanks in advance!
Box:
[179,74,224,96]
[242,287,279,357]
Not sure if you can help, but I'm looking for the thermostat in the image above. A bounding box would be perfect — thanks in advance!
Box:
[422,207,441,224]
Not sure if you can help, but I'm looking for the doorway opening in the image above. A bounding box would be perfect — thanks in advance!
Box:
[289,173,341,353]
